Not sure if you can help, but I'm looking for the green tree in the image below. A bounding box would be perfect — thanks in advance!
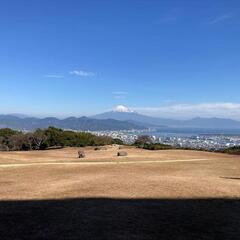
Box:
[134,135,153,148]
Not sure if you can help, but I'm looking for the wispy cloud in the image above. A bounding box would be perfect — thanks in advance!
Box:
[70,70,95,77]
[210,13,233,24]
[112,91,128,95]
[112,91,128,99]
[44,74,64,78]
[133,103,240,120]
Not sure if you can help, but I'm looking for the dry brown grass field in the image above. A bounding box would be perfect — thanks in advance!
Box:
[0,146,239,239]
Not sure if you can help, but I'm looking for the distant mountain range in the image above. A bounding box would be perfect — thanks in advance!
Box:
[93,106,240,129]
[1,105,240,131]
[0,115,144,131]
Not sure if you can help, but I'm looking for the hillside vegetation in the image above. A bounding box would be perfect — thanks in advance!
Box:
[0,127,123,151]
[220,146,240,155]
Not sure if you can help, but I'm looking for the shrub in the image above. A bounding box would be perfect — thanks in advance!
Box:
[112,138,124,145]
[141,143,173,150]
[220,146,240,155]
[134,135,153,148]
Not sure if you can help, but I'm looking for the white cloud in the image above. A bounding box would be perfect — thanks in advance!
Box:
[210,14,233,24]
[70,70,95,77]
[44,75,64,78]
[133,103,240,120]
[112,91,128,95]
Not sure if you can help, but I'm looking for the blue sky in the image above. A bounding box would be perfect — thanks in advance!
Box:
[0,0,240,119]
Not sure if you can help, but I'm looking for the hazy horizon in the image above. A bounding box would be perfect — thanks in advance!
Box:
[2,104,240,122]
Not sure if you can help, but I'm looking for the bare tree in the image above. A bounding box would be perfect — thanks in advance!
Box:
[32,129,48,149]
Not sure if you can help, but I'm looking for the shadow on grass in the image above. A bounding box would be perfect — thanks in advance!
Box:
[220,177,240,180]
[0,198,239,240]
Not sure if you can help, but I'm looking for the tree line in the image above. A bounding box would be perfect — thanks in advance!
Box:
[219,146,240,155]
[0,127,123,151]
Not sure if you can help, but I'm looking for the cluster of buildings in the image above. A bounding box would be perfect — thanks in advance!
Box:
[157,135,240,150]
[91,130,240,151]
[92,130,143,144]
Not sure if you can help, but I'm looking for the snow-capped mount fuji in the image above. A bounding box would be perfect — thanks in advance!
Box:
[113,105,134,113]
[92,106,240,129]
[92,105,167,127]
